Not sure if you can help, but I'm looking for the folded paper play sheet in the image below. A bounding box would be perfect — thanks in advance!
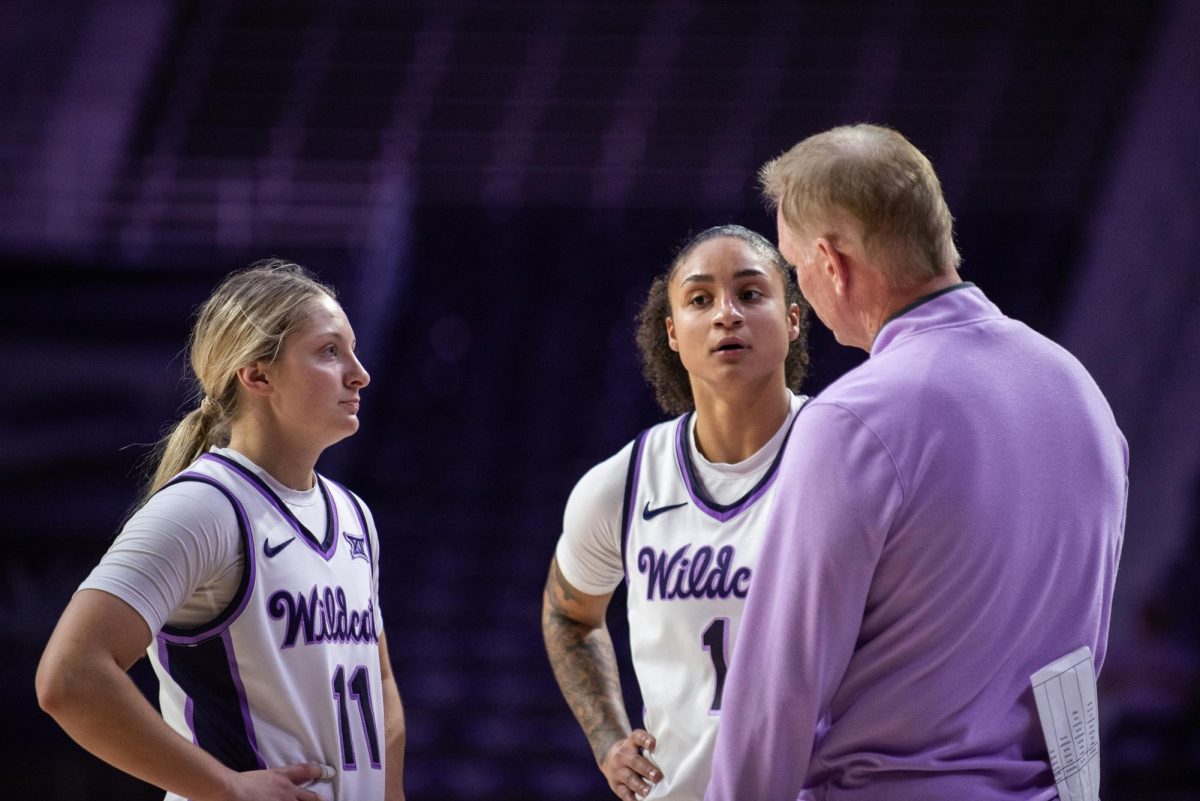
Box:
[1031,645,1100,801]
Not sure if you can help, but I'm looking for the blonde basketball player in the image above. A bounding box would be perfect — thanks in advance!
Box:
[542,225,810,801]
[37,261,405,800]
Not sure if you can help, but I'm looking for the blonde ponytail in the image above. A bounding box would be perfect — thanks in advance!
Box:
[136,259,335,506]
[143,389,233,500]
[145,407,211,498]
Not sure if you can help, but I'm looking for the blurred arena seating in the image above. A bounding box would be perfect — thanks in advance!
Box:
[3,2,1196,799]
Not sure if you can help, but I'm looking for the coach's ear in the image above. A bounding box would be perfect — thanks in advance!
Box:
[813,237,850,297]
[665,316,679,352]
[236,362,273,398]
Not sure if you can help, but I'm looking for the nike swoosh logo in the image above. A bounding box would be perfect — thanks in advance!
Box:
[263,537,296,558]
[642,501,688,520]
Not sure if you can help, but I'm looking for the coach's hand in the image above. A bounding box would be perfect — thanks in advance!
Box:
[600,729,661,801]
[223,763,334,801]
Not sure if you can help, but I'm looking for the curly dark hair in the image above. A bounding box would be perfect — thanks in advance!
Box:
[635,224,810,416]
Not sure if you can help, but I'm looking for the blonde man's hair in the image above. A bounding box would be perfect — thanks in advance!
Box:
[760,124,960,286]
[141,259,336,502]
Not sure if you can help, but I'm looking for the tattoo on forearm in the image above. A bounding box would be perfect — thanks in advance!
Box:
[542,565,630,765]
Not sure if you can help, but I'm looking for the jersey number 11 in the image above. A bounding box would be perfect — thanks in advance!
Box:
[332,664,382,769]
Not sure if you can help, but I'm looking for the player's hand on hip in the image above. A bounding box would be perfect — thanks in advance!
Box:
[221,763,334,801]
[600,729,661,801]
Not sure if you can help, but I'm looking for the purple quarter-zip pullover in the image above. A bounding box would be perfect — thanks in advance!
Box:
[707,284,1127,801]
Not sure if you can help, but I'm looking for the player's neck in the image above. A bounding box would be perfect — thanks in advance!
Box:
[691,380,792,465]
[227,422,319,491]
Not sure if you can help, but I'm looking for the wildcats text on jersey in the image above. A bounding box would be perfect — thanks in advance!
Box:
[636,544,751,601]
[268,585,380,648]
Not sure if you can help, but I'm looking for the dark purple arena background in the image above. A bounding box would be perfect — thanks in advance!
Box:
[3,1,1198,799]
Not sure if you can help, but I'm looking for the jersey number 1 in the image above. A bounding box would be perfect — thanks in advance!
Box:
[332,664,382,769]
[702,618,729,712]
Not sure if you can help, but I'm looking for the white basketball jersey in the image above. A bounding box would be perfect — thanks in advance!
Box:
[622,407,804,801]
[147,453,384,801]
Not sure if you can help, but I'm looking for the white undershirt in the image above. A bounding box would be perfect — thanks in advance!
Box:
[555,393,805,595]
[78,447,370,632]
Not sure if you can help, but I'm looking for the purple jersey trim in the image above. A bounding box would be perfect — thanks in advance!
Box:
[222,629,266,769]
[201,452,340,562]
[157,636,170,675]
[158,473,256,643]
[326,478,374,569]
[673,399,808,523]
[158,632,263,771]
[156,638,197,744]
[185,694,197,746]
[620,429,651,588]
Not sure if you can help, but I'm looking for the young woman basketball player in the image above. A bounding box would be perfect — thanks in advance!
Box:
[542,225,810,801]
[37,260,404,801]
